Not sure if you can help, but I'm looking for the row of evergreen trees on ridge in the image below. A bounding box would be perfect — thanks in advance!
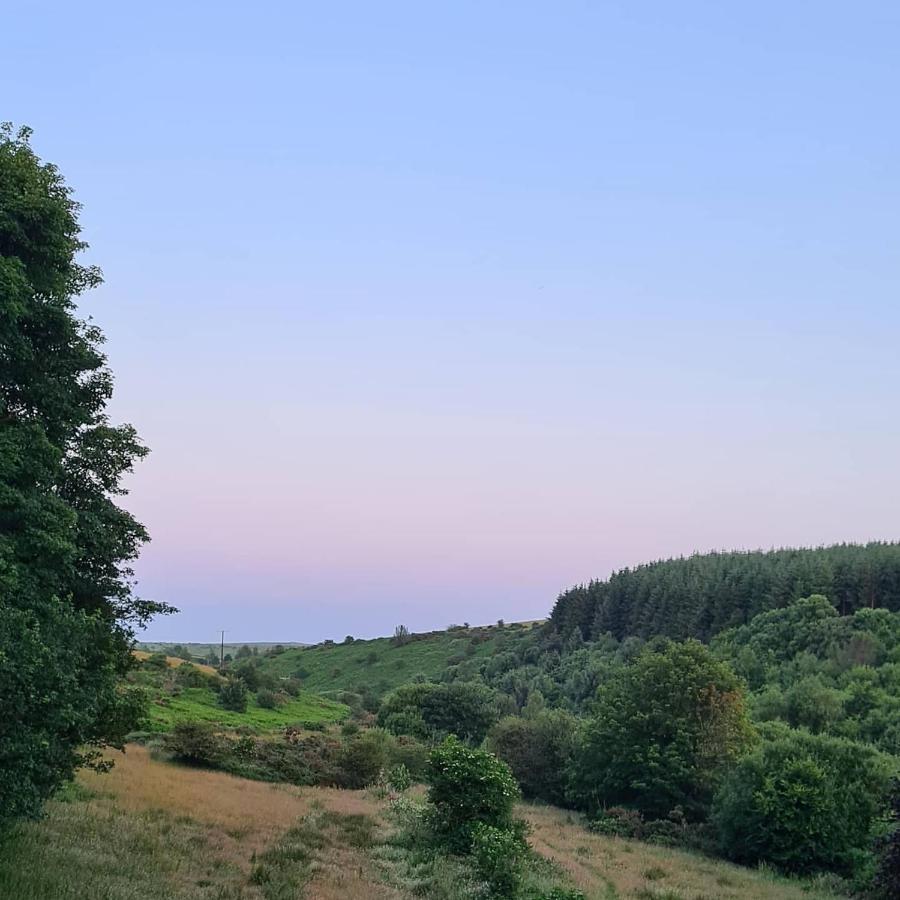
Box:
[548,542,900,642]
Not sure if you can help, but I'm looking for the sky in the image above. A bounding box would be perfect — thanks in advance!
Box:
[4,2,899,642]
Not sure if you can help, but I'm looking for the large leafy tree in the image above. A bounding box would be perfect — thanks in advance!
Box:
[0,123,171,824]
[712,725,894,876]
[568,640,753,819]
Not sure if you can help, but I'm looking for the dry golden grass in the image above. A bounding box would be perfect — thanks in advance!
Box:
[522,804,844,900]
[132,649,218,674]
[4,746,846,900]
[81,744,378,866]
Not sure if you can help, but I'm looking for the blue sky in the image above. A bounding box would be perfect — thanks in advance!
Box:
[5,2,899,641]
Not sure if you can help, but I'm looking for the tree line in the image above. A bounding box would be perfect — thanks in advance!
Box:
[548,543,900,642]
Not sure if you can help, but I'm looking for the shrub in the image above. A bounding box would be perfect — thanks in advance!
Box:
[163,722,224,766]
[390,735,429,779]
[393,624,411,646]
[470,821,528,897]
[378,682,498,743]
[712,727,894,876]
[219,677,248,712]
[487,710,577,805]
[385,763,412,792]
[588,806,644,838]
[427,736,520,853]
[337,730,392,789]
[174,663,218,690]
[145,652,170,670]
[256,689,282,709]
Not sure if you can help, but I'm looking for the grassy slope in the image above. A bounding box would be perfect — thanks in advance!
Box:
[145,686,349,732]
[259,624,536,698]
[0,747,847,900]
[133,649,218,674]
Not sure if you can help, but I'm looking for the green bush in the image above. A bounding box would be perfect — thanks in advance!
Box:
[385,763,412,792]
[391,735,429,779]
[256,689,278,709]
[378,682,498,743]
[470,821,528,897]
[426,736,520,853]
[174,663,219,690]
[163,722,224,766]
[712,726,894,876]
[487,710,577,805]
[218,677,248,712]
[337,730,393,789]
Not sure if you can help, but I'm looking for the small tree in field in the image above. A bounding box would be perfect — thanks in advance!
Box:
[393,624,411,646]
[219,677,248,712]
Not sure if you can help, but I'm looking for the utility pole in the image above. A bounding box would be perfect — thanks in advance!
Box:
[219,630,226,672]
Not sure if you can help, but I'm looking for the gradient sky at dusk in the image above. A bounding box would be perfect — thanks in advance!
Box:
[6,2,899,641]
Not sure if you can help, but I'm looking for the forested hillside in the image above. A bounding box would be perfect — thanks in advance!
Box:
[549,542,900,642]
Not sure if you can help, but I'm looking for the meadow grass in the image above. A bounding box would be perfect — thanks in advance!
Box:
[259,623,538,698]
[522,804,848,900]
[144,685,349,731]
[0,746,851,900]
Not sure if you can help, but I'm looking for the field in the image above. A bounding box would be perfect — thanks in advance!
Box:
[137,642,307,660]
[144,685,349,732]
[259,624,537,699]
[132,650,218,674]
[0,746,848,900]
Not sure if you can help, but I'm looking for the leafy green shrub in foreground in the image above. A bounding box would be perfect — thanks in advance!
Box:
[712,725,894,877]
[427,736,520,854]
[470,821,528,897]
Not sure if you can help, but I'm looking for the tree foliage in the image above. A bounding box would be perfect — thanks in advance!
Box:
[549,543,900,643]
[426,736,520,854]
[378,682,498,743]
[0,123,171,825]
[568,640,753,819]
[487,710,578,806]
[712,725,894,876]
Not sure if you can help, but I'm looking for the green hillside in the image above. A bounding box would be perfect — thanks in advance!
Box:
[259,623,539,700]
[145,686,349,732]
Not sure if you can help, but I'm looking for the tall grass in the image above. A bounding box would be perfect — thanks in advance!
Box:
[0,745,852,900]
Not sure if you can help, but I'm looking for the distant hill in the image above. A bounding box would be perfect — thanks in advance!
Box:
[549,541,900,642]
[136,641,307,663]
[258,622,540,701]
